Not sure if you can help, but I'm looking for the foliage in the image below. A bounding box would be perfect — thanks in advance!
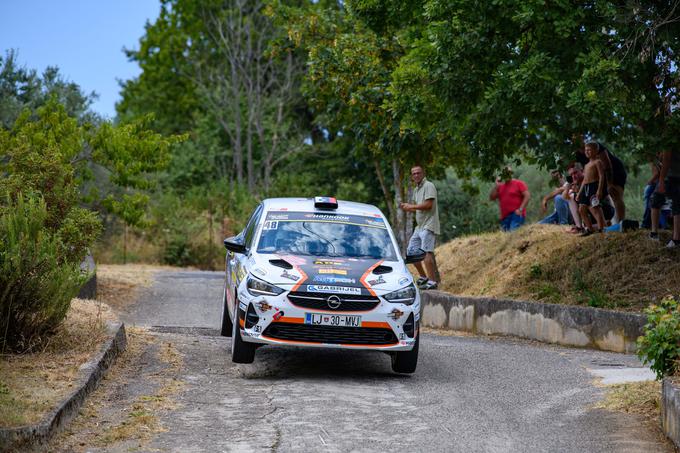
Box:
[119,0,308,192]
[432,169,497,242]
[350,0,680,175]
[0,61,180,348]
[0,49,99,128]
[0,195,87,352]
[637,296,680,380]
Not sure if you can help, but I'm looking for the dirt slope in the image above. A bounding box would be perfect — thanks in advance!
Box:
[434,224,680,312]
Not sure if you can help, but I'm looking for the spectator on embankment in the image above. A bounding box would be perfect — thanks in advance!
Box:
[489,167,530,232]
[649,150,680,248]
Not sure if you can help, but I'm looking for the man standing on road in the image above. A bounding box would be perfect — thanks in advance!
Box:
[489,166,531,232]
[400,165,440,290]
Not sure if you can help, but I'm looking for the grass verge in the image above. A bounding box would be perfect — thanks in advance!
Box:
[0,299,116,427]
[595,381,661,421]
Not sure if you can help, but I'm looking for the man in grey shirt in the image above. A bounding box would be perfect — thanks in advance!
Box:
[399,165,440,290]
[650,150,680,248]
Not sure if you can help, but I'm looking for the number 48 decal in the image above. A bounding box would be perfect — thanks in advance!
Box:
[263,221,279,230]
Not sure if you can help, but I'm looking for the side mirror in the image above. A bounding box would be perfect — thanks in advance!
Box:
[223,236,246,254]
[404,248,426,264]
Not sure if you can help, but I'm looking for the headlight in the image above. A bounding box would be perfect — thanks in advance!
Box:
[383,284,417,305]
[246,276,285,297]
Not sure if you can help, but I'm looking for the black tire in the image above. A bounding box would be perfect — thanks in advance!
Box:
[231,297,256,364]
[391,331,419,374]
[220,283,233,337]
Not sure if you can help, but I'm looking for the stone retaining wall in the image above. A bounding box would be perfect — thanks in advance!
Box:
[420,291,646,353]
[662,379,680,448]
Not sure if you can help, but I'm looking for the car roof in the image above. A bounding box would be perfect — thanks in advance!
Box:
[261,198,385,218]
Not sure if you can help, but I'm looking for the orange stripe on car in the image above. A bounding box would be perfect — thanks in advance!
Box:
[361,321,391,329]
[275,316,305,324]
[360,260,383,297]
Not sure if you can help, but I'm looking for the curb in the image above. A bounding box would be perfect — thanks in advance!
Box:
[662,379,680,448]
[0,322,127,452]
[420,291,645,353]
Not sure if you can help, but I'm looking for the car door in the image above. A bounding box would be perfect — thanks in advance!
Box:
[227,204,263,316]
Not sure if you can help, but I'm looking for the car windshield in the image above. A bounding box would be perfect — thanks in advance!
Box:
[256,211,397,260]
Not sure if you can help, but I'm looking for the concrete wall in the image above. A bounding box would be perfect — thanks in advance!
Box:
[420,291,646,353]
[662,379,680,448]
[77,253,97,300]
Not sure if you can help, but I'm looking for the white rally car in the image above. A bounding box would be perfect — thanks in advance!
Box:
[221,197,424,373]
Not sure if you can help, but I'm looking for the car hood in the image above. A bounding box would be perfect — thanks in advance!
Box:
[248,254,412,296]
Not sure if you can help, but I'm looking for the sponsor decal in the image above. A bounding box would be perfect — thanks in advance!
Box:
[399,333,405,340]
[280,270,300,281]
[414,311,420,322]
[303,213,350,221]
[262,220,279,230]
[253,267,266,276]
[367,275,386,286]
[268,213,289,220]
[318,268,347,275]
[242,331,260,337]
[307,285,361,295]
[239,301,248,310]
[313,260,346,266]
[313,275,356,285]
[254,325,262,333]
[365,219,384,227]
[273,311,284,321]
[398,277,410,286]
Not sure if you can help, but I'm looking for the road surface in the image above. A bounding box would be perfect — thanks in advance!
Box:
[49,269,671,452]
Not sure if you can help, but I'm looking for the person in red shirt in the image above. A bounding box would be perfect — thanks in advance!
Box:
[489,167,531,232]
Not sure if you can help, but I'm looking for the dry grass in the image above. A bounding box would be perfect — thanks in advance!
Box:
[90,327,185,448]
[0,264,162,429]
[96,264,166,310]
[595,381,661,421]
[0,299,115,427]
[431,224,680,311]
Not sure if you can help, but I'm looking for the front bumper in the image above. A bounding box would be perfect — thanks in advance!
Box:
[235,289,420,351]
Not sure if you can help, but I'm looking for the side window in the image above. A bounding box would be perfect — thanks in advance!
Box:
[243,204,263,249]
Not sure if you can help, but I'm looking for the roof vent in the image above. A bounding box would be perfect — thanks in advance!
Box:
[314,196,338,210]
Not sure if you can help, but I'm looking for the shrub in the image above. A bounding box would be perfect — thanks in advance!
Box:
[637,296,680,380]
[0,195,88,352]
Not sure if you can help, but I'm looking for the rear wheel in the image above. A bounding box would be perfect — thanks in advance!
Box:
[231,297,256,364]
[220,283,233,337]
[391,331,419,374]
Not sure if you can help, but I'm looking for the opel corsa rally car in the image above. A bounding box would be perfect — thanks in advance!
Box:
[221,197,425,373]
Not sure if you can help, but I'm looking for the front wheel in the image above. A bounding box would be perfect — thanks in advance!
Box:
[231,298,256,364]
[220,283,233,337]
[391,331,419,374]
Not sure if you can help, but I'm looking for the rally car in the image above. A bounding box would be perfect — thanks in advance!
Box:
[221,197,424,373]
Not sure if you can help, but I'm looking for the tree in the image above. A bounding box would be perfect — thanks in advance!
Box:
[273,1,447,250]
[352,0,680,175]
[119,0,308,193]
[0,49,99,128]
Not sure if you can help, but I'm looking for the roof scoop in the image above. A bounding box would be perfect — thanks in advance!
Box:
[269,259,293,270]
[373,265,393,275]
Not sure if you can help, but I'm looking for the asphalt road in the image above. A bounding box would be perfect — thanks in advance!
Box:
[76,270,672,452]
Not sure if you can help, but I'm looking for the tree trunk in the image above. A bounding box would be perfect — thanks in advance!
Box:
[374,158,395,224]
[392,159,408,255]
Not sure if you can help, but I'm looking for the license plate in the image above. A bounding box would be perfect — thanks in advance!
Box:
[305,313,362,327]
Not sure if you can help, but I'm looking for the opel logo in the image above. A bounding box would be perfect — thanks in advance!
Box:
[327,295,342,310]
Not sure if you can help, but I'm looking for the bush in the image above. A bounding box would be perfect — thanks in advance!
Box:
[637,296,680,380]
[0,195,88,352]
